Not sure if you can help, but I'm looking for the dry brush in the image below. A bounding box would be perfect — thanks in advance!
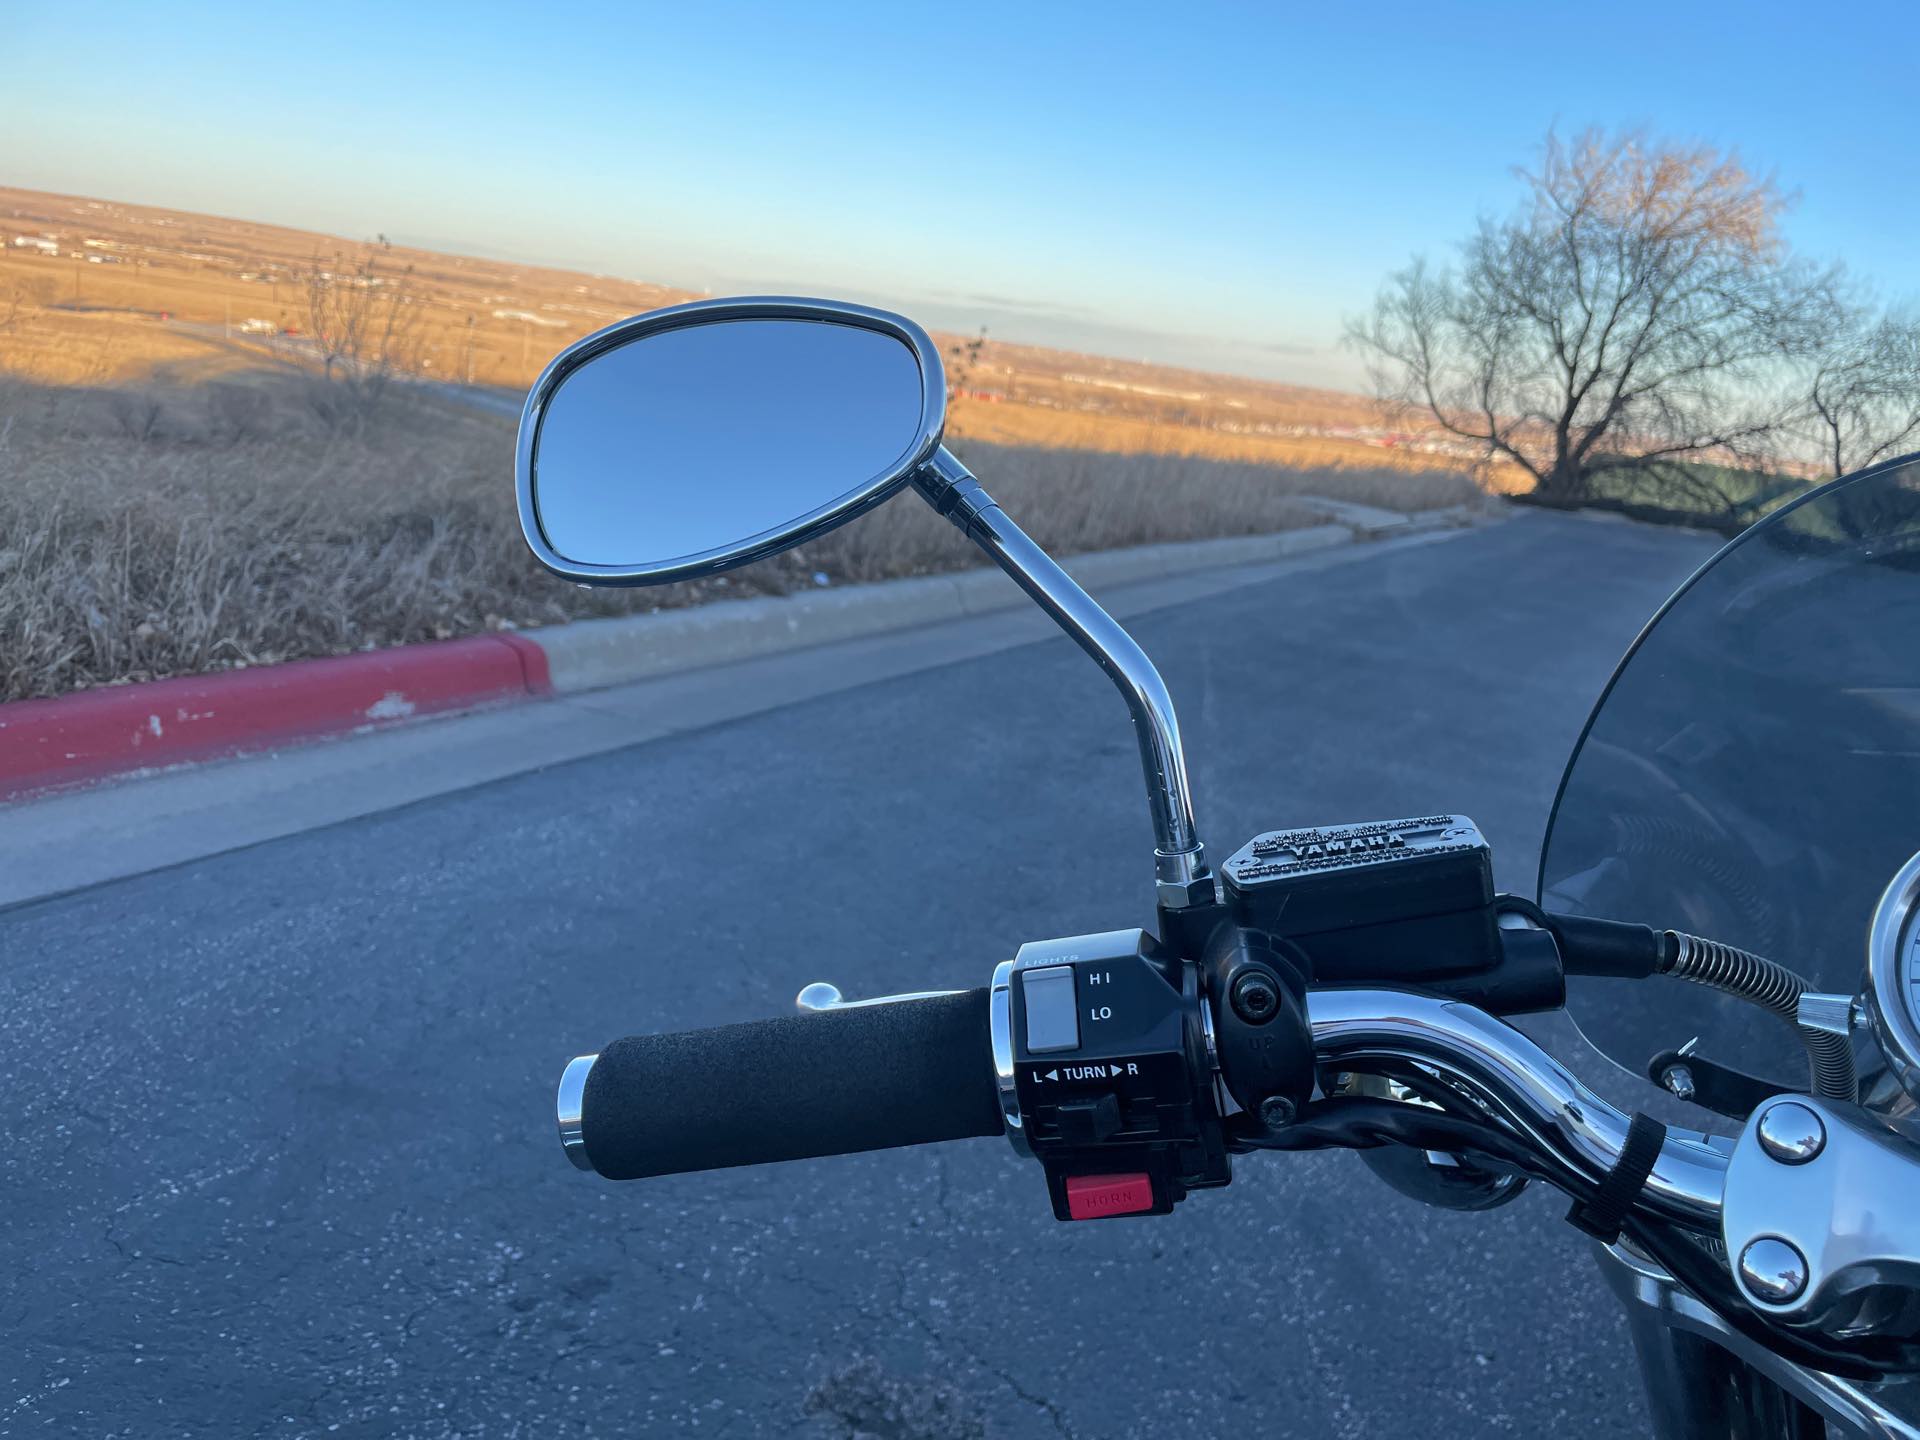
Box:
[0,379,1482,702]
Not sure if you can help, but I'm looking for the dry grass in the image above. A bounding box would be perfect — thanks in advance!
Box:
[0,372,1483,703]
[0,303,226,386]
[844,439,1479,580]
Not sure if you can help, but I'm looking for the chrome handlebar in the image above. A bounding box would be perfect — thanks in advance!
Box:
[1307,989,1731,1226]
[791,978,1735,1225]
[663,977,1920,1357]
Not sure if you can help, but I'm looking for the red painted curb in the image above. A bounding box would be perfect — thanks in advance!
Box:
[0,633,553,802]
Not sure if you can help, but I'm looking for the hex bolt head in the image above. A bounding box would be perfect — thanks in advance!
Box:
[1738,1237,1809,1304]
[1258,1095,1297,1130]
[1157,875,1218,910]
[1755,1101,1825,1165]
[1659,1064,1696,1102]
[1230,971,1281,1025]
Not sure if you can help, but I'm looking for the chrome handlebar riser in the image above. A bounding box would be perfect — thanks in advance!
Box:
[1722,1095,1920,1329]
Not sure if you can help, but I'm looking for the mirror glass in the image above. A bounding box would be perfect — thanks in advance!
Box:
[530,317,927,575]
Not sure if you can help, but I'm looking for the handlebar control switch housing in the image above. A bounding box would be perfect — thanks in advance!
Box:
[1000,929,1229,1220]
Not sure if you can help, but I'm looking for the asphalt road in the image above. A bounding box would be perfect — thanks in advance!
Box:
[0,510,1723,1438]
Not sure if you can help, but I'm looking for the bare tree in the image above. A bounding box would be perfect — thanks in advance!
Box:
[1350,129,1842,511]
[946,326,987,405]
[295,246,421,429]
[1806,306,1920,478]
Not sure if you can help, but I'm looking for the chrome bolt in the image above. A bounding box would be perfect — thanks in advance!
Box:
[1659,1064,1696,1102]
[1755,1101,1826,1165]
[1738,1237,1809,1304]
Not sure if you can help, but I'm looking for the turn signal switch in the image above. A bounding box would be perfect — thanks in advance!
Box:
[993,929,1231,1220]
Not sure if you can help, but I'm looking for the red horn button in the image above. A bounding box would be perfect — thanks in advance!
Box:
[1064,1172,1155,1220]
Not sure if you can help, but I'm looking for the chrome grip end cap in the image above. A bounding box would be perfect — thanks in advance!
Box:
[557,1054,598,1172]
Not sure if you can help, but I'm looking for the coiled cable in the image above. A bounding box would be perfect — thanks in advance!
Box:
[1663,931,1857,1101]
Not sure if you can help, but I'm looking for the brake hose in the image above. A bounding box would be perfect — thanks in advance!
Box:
[1530,903,1858,1103]
[1661,930,1857,1103]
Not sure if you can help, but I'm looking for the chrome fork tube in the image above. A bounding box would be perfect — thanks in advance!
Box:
[913,446,1210,906]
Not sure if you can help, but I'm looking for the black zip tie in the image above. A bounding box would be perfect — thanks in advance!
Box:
[1566,1112,1667,1242]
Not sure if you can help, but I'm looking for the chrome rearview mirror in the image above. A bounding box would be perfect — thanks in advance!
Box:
[514,296,1213,908]
[517,298,946,584]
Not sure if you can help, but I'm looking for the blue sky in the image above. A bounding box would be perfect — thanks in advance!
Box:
[8,2,1918,388]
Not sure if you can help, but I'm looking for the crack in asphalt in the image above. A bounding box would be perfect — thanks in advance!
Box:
[882,1260,1075,1440]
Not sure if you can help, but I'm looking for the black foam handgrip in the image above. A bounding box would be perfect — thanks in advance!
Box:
[580,988,1003,1179]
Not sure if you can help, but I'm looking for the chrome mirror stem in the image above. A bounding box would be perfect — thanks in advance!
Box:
[913,446,1211,907]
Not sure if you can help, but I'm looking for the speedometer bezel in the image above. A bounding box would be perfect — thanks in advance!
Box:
[1865,848,1920,1101]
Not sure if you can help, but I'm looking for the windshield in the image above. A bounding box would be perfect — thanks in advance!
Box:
[1540,454,1920,1085]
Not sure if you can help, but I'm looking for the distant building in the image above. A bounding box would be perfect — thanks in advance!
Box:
[10,235,59,255]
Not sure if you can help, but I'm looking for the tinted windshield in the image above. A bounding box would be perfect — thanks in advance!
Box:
[1540,455,1920,1083]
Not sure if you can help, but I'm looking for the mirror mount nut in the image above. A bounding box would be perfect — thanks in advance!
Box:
[911,462,984,520]
[1157,870,1217,911]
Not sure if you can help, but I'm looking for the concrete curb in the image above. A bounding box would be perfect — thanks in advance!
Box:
[0,634,550,804]
[0,501,1482,802]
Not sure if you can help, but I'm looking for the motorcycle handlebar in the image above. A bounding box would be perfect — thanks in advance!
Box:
[1306,989,1729,1225]
[557,983,1729,1230]
[561,988,1003,1180]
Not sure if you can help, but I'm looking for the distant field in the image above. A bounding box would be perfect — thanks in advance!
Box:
[0,275,1505,482]
[946,397,1529,489]
[0,186,687,392]
[0,185,1520,480]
